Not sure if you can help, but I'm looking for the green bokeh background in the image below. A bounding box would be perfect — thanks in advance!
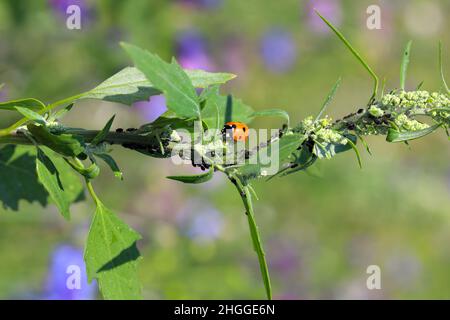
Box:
[0,0,449,299]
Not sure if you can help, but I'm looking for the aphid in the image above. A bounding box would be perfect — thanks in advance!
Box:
[116,128,124,133]
[222,122,249,142]
[347,123,356,130]
[357,108,364,114]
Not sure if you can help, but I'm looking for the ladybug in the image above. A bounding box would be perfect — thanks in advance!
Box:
[222,122,249,142]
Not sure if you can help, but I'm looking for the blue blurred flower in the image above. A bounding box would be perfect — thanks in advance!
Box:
[176,30,215,70]
[260,28,297,73]
[134,95,168,122]
[44,244,96,300]
[306,0,342,34]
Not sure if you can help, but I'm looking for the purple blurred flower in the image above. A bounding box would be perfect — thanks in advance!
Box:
[260,28,298,73]
[44,244,96,300]
[176,30,215,71]
[220,37,248,76]
[177,0,223,10]
[306,0,342,34]
[176,200,224,243]
[134,95,168,122]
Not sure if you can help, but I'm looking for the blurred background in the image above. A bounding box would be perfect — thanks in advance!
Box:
[0,0,449,299]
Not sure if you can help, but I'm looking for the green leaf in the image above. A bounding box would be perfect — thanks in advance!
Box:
[96,153,123,180]
[36,148,73,220]
[121,43,201,119]
[81,67,235,106]
[167,166,214,184]
[27,123,85,157]
[0,145,48,210]
[85,200,142,300]
[346,138,362,169]
[400,41,412,91]
[0,98,46,111]
[438,41,450,94]
[91,115,115,145]
[316,10,378,103]
[48,103,73,122]
[251,109,290,126]
[386,124,442,142]
[201,93,255,129]
[314,77,341,122]
[15,107,46,124]
[185,69,236,88]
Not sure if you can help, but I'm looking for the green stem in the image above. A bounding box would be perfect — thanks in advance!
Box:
[231,175,272,300]
[86,179,101,207]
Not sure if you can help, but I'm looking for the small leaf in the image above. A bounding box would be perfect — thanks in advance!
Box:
[346,138,362,169]
[91,115,115,145]
[27,123,85,157]
[48,104,74,122]
[15,107,46,124]
[96,153,123,180]
[167,166,214,184]
[36,148,72,220]
[438,41,450,94]
[400,41,412,91]
[315,10,378,103]
[121,43,201,119]
[185,69,236,88]
[251,109,290,126]
[85,200,142,300]
[201,93,254,129]
[386,124,442,142]
[0,98,46,111]
[314,77,341,122]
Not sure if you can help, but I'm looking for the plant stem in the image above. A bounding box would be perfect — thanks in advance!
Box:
[231,175,272,300]
[86,178,101,207]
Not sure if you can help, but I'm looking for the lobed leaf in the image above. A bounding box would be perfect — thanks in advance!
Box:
[121,43,201,119]
[85,201,142,300]
[81,67,235,106]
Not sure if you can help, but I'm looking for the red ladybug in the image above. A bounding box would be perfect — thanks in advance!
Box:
[222,122,249,142]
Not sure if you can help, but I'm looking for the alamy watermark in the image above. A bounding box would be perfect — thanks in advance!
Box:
[366,5,382,30]
[66,5,81,30]
[66,264,82,290]
[366,265,381,290]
